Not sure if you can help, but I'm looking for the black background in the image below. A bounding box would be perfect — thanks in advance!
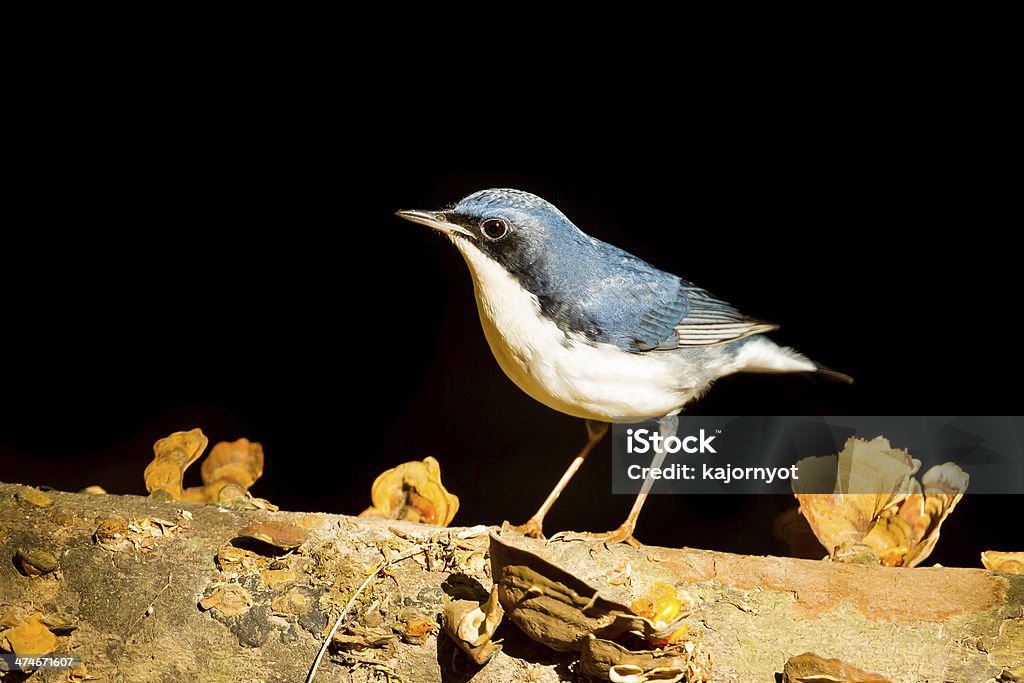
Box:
[2,84,1019,567]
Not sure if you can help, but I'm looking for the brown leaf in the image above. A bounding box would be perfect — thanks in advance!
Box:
[359,456,459,526]
[580,637,713,683]
[488,532,686,652]
[441,586,503,664]
[144,428,209,500]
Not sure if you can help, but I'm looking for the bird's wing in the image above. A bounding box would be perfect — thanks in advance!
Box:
[633,281,778,351]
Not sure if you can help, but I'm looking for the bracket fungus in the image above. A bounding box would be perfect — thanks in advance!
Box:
[792,437,968,565]
[359,456,459,526]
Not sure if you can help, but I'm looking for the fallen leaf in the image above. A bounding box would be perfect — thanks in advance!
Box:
[359,456,459,526]
[442,585,504,664]
[0,610,19,629]
[580,636,713,683]
[489,532,686,652]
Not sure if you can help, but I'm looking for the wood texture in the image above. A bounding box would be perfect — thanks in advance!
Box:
[0,482,1020,682]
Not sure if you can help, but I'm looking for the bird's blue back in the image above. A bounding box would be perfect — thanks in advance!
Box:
[452,189,737,352]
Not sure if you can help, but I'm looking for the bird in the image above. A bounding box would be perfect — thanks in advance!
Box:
[397,188,850,546]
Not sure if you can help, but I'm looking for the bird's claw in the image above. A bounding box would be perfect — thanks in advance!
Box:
[501,518,545,539]
[548,524,641,549]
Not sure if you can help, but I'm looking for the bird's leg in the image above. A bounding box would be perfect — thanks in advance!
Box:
[551,414,678,548]
[502,420,609,539]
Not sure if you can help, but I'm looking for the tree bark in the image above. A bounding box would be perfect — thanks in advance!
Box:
[0,482,1020,683]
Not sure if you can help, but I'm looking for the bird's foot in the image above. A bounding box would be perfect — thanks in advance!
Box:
[501,517,545,539]
[549,523,641,549]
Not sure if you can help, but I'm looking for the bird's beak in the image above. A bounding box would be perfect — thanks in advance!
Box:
[395,209,476,239]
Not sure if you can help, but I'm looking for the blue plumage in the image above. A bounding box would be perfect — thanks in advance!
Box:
[448,189,771,352]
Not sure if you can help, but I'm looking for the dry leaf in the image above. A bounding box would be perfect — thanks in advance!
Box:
[360,456,459,526]
[442,585,504,664]
[489,533,687,652]
[144,428,209,500]
[981,550,1024,574]
[0,613,59,656]
[861,463,968,567]
[782,652,890,682]
[793,437,920,559]
[579,636,713,683]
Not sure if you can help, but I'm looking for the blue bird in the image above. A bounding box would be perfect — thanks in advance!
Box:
[397,189,850,545]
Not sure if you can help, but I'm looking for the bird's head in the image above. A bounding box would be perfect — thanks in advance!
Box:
[397,188,589,281]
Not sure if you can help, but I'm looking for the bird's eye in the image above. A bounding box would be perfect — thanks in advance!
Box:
[480,218,509,240]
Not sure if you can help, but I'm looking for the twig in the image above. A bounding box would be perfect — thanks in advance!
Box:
[306,544,425,683]
[126,574,172,637]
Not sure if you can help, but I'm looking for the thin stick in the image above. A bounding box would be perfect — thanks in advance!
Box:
[306,545,425,683]
[126,574,172,637]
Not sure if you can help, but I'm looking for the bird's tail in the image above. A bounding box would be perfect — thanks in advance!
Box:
[733,337,853,383]
[812,362,854,384]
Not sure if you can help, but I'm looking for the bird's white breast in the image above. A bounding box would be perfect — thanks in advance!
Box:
[453,241,698,422]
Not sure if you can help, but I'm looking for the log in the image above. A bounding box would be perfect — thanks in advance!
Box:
[0,481,1020,682]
